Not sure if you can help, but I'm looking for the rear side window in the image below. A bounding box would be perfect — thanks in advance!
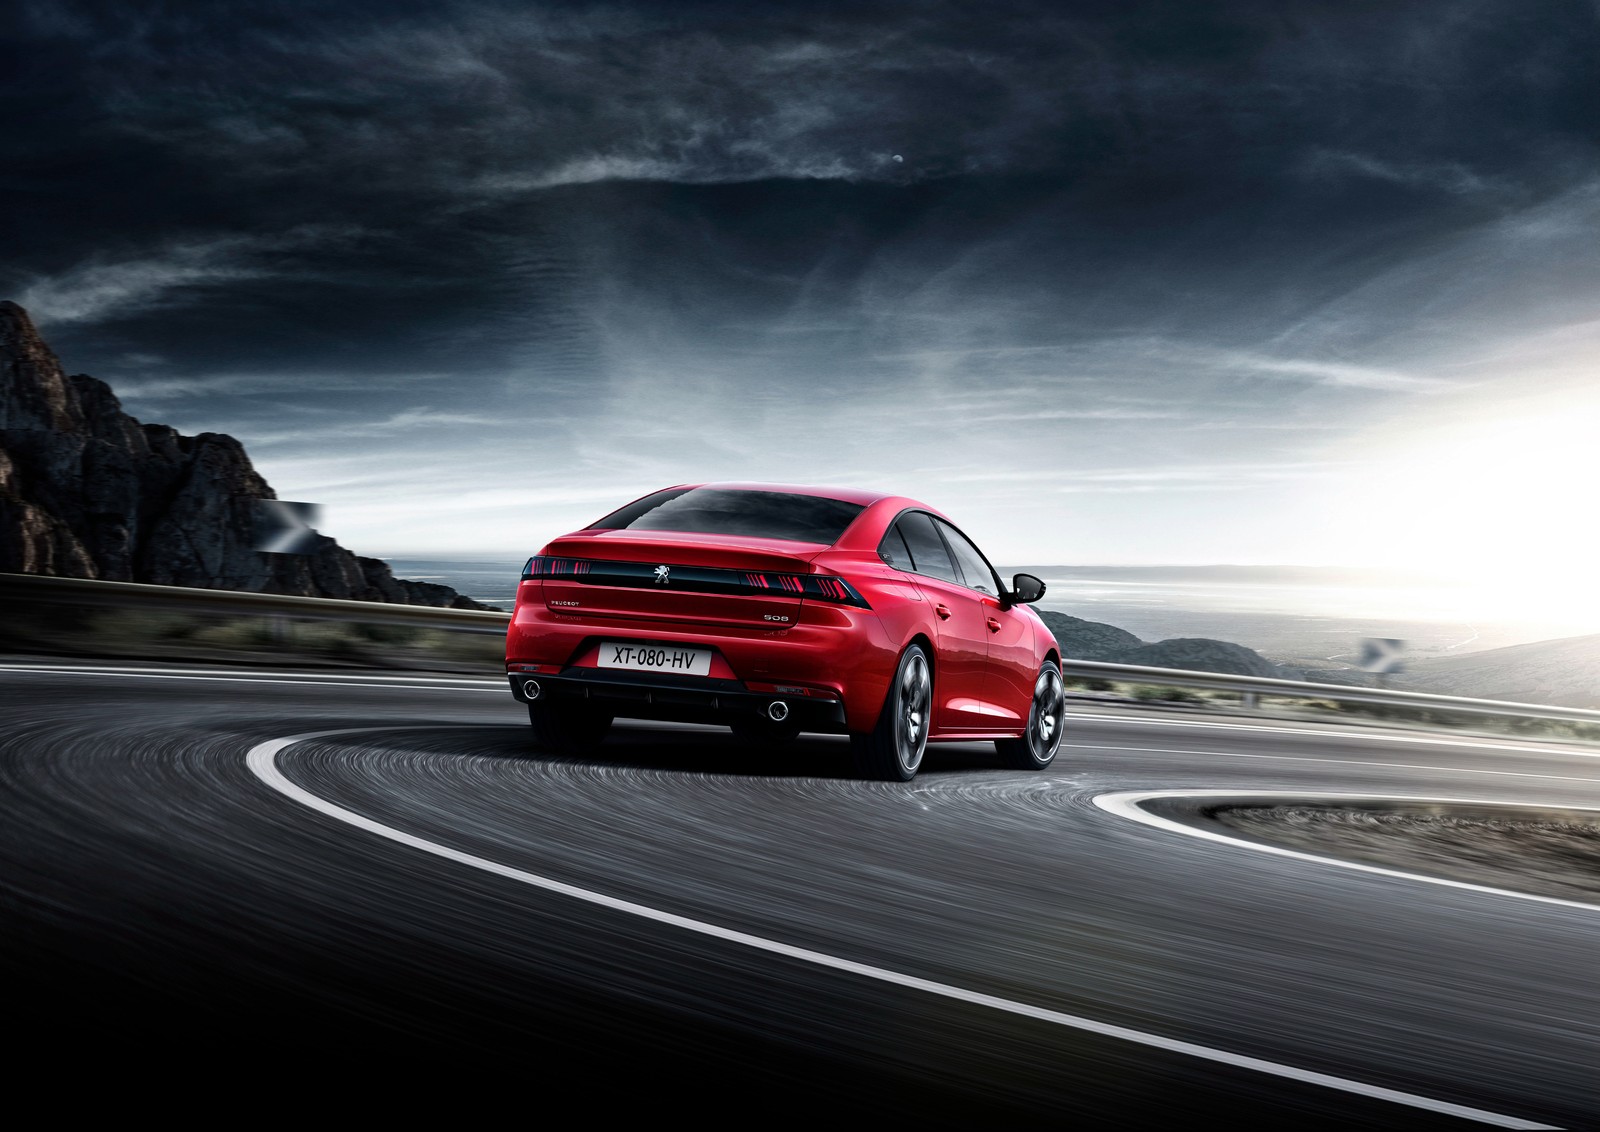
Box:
[893,512,960,584]
[590,488,865,544]
[878,525,915,571]
[937,519,1001,596]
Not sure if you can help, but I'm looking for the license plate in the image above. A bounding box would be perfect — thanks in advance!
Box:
[598,642,712,676]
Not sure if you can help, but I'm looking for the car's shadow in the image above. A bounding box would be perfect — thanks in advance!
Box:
[515,719,1007,780]
[295,718,1009,781]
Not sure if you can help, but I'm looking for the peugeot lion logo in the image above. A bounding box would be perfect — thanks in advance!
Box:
[654,565,670,585]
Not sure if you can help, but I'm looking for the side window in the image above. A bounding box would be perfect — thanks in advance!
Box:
[895,512,961,584]
[937,520,1001,596]
[878,525,915,571]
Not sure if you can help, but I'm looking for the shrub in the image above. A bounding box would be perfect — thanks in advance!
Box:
[1132,684,1203,704]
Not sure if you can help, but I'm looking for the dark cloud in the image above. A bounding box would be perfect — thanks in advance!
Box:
[2,1,1598,559]
[15,2,1598,204]
[8,1,1596,355]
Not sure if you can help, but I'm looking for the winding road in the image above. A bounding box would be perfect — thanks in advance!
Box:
[2,660,1595,1126]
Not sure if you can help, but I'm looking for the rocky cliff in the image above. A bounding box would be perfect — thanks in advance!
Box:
[0,301,489,609]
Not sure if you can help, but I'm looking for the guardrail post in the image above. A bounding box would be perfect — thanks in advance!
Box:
[1241,692,1258,710]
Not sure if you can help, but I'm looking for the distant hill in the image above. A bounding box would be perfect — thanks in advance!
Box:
[1036,609,1301,680]
[1396,634,1600,710]
[1037,598,1597,707]
[1119,637,1290,679]
[0,301,490,609]
[1033,611,1143,660]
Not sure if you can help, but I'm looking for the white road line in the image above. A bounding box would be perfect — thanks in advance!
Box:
[0,666,501,693]
[5,664,1596,764]
[1064,742,1600,787]
[0,662,499,685]
[246,725,1556,1130]
[1066,710,1600,761]
[1095,789,1600,917]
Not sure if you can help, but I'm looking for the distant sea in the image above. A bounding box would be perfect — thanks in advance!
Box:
[387,557,1573,664]
[384,557,527,607]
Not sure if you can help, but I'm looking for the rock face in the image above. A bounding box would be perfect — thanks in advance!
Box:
[0,301,490,609]
[1037,609,1299,679]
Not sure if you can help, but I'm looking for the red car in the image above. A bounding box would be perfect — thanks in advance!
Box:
[505,482,1064,780]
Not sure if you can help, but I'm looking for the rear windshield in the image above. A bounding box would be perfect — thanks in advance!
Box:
[590,488,865,544]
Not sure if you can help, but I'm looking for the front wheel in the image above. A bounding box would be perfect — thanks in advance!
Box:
[850,644,932,781]
[996,662,1065,770]
[527,699,612,753]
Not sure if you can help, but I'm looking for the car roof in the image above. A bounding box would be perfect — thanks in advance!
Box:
[667,481,897,507]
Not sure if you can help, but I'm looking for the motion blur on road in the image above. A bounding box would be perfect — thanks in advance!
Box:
[1,635,1595,1127]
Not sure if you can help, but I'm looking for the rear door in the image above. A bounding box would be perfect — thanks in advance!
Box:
[935,518,1036,727]
[890,512,992,730]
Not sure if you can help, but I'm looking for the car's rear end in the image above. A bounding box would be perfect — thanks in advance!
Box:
[505,485,899,741]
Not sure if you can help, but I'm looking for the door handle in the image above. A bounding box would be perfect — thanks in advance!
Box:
[934,603,951,620]
[986,617,1002,633]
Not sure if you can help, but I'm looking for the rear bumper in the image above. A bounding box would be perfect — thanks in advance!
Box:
[505,600,900,733]
[508,669,849,732]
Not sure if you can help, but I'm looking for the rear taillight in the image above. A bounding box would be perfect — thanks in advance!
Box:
[524,556,589,577]
[740,570,869,607]
[522,556,869,608]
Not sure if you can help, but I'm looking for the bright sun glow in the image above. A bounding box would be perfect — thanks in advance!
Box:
[1334,397,1600,634]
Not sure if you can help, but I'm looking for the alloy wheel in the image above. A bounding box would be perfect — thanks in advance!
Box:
[1028,665,1065,763]
[895,650,931,774]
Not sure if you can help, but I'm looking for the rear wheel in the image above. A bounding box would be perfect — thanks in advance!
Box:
[850,644,931,781]
[527,700,612,753]
[996,662,1065,770]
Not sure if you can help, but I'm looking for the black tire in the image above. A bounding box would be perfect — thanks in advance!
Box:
[996,662,1065,770]
[527,699,612,753]
[850,644,932,781]
[730,716,803,746]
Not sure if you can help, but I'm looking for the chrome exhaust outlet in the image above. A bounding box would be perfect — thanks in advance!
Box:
[522,679,542,701]
[767,700,790,722]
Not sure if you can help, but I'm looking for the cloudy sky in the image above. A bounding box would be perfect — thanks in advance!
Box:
[6,1,1600,610]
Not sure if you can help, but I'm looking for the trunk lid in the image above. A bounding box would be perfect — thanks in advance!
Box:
[533,530,827,628]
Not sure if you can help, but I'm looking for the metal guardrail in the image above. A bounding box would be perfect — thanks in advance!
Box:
[3,571,1595,728]
[0,571,513,633]
[1062,659,1600,726]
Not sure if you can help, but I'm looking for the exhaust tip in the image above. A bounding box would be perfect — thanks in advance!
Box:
[767,700,789,722]
[522,679,542,701]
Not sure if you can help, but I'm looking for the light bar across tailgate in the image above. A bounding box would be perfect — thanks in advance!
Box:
[523,556,870,608]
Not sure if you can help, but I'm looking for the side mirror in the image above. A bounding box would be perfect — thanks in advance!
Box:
[1008,572,1046,605]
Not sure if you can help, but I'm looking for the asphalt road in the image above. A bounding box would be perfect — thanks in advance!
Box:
[2,660,1596,1127]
